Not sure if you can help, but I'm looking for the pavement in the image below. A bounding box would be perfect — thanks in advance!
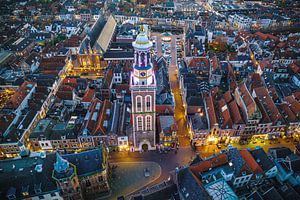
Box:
[109,148,196,185]
[196,138,297,158]
[108,138,297,197]
[102,162,161,200]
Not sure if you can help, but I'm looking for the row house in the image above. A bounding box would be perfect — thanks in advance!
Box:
[281,95,300,137]
[21,52,41,73]
[181,147,279,199]
[252,86,286,139]
[29,118,80,151]
[269,147,300,186]
[0,82,37,156]
[234,83,262,140]
[209,56,222,86]
[4,37,35,57]
[228,14,254,30]
[79,98,120,148]
[188,112,210,146]
[0,147,110,200]
[158,116,178,148]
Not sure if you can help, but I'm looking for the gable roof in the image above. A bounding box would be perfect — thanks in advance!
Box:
[177,168,210,200]
[82,88,95,103]
[62,147,105,176]
[190,153,228,175]
[240,149,263,176]
[227,148,251,176]
[251,148,275,172]
[205,96,218,128]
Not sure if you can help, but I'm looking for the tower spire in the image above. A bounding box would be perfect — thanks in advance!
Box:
[54,152,70,173]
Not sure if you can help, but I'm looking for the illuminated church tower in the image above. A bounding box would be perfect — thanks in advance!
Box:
[130,26,156,151]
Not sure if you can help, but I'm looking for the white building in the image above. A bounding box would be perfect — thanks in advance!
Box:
[130,25,157,151]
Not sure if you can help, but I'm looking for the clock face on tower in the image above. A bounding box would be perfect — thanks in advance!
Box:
[140,72,146,77]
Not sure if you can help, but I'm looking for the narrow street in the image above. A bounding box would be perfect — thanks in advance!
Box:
[154,33,190,147]
[168,35,191,147]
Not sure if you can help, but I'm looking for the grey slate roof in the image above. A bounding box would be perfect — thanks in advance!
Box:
[177,167,209,200]
[268,147,292,160]
[262,187,283,200]
[0,153,58,199]
[62,147,105,176]
[247,191,264,200]
[250,148,275,172]
[227,148,246,176]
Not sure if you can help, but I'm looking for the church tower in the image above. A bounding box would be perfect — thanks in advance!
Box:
[52,153,83,200]
[130,25,156,151]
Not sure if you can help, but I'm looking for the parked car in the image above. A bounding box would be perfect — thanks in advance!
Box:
[144,168,150,177]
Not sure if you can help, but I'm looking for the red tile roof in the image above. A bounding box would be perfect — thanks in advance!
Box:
[105,69,113,87]
[254,32,279,42]
[40,56,66,70]
[228,100,244,124]
[5,81,34,109]
[285,95,296,104]
[259,60,272,71]
[289,63,300,74]
[238,83,256,117]
[218,99,233,129]
[251,73,263,90]
[276,42,286,48]
[94,99,112,135]
[254,87,282,124]
[211,55,220,71]
[205,96,218,128]
[190,154,228,174]
[279,103,297,122]
[240,149,263,176]
[290,102,300,118]
[85,98,102,133]
[63,35,81,47]
[224,91,233,103]
[56,85,74,100]
[255,32,268,41]
[188,57,210,69]
[210,87,219,98]
[269,87,279,102]
[62,78,78,88]
[82,88,95,102]
[115,84,130,94]
[156,105,174,115]
[293,92,300,101]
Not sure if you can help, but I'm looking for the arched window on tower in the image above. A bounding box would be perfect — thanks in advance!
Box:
[141,52,145,67]
[145,95,151,112]
[137,116,143,131]
[136,95,142,112]
[145,115,152,131]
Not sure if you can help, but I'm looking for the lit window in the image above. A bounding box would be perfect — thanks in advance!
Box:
[136,96,142,112]
[146,115,152,131]
[145,95,151,112]
[137,116,143,131]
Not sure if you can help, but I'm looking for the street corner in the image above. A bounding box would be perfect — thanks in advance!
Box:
[106,162,161,200]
